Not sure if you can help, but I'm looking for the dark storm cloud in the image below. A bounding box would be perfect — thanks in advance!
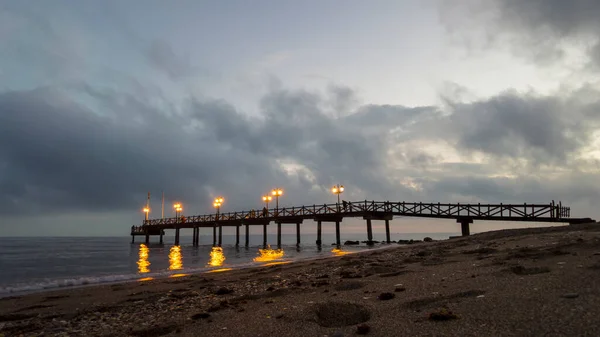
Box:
[444,91,593,163]
[0,84,402,218]
[439,0,600,68]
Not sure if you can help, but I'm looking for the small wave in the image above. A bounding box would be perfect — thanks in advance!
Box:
[0,245,389,298]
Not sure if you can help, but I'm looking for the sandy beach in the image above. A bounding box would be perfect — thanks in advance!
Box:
[1,223,599,336]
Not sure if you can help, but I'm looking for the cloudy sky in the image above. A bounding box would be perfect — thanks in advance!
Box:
[1,0,599,237]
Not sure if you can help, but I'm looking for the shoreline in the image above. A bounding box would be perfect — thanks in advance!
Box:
[0,242,399,300]
[1,223,599,336]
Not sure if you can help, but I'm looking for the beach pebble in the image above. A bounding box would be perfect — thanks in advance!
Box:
[215,287,233,295]
[331,331,344,337]
[395,287,406,292]
[562,293,579,299]
[356,323,371,334]
[378,292,395,300]
[190,312,210,320]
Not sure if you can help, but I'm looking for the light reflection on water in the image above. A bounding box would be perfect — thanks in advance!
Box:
[331,247,351,256]
[169,246,183,270]
[253,245,285,262]
[137,244,150,273]
[207,247,226,267]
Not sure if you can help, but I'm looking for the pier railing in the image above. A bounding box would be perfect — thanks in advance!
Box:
[141,200,571,227]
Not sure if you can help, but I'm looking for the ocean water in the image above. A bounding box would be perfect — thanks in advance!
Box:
[0,232,456,297]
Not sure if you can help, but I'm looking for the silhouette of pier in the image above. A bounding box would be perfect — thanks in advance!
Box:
[131,200,592,247]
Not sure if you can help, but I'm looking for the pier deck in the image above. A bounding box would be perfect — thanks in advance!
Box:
[131,200,593,246]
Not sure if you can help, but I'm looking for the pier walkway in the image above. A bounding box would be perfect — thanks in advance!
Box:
[131,200,593,247]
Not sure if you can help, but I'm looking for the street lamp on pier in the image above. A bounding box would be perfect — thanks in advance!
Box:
[173,203,183,219]
[143,207,150,221]
[262,195,272,210]
[213,197,224,220]
[332,184,344,211]
[271,188,283,216]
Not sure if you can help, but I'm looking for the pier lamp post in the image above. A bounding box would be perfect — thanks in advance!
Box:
[332,184,344,211]
[173,203,183,219]
[262,195,272,210]
[213,197,224,220]
[143,207,150,221]
[271,188,283,216]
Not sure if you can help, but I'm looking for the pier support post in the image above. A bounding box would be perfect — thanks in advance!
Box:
[366,219,373,245]
[316,220,322,246]
[385,219,391,243]
[277,222,282,248]
[296,222,301,245]
[194,227,199,246]
[458,218,473,236]
[263,223,268,247]
[131,235,134,244]
[335,220,341,247]
[236,225,240,246]
[245,224,250,247]
[145,233,150,245]
[213,225,217,246]
[218,226,223,247]
[175,228,180,245]
[160,231,164,245]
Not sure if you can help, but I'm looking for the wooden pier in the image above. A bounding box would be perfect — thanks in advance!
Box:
[131,200,593,247]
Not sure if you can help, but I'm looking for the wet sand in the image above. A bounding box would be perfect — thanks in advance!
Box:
[1,223,600,336]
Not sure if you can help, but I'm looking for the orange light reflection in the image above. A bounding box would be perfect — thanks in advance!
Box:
[137,244,150,273]
[207,247,226,267]
[169,246,183,270]
[331,247,350,256]
[138,277,154,282]
[263,261,291,267]
[169,273,188,278]
[207,268,233,273]
[253,245,285,262]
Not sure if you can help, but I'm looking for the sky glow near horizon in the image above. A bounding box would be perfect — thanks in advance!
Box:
[1,0,600,236]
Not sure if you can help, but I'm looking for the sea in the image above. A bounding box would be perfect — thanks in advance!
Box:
[0,232,457,298]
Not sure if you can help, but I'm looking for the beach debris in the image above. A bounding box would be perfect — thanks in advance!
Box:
[423,237,433,242]
[214,287,234,295]
[378,292,395,300]
[562,293,579,299]
[314,301,371,327]
[428,308,458,321]
[331,331,345,337]
[356,323,371,334]
[394,287,406,292]
[190,312,210,320]
[510,265,551,275]
[274,313,284,319]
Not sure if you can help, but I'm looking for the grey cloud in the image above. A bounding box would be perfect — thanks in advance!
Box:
[146,39,198,80]
[439,0,600,68]
[425,91,598,164]
[0,84,402,222]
